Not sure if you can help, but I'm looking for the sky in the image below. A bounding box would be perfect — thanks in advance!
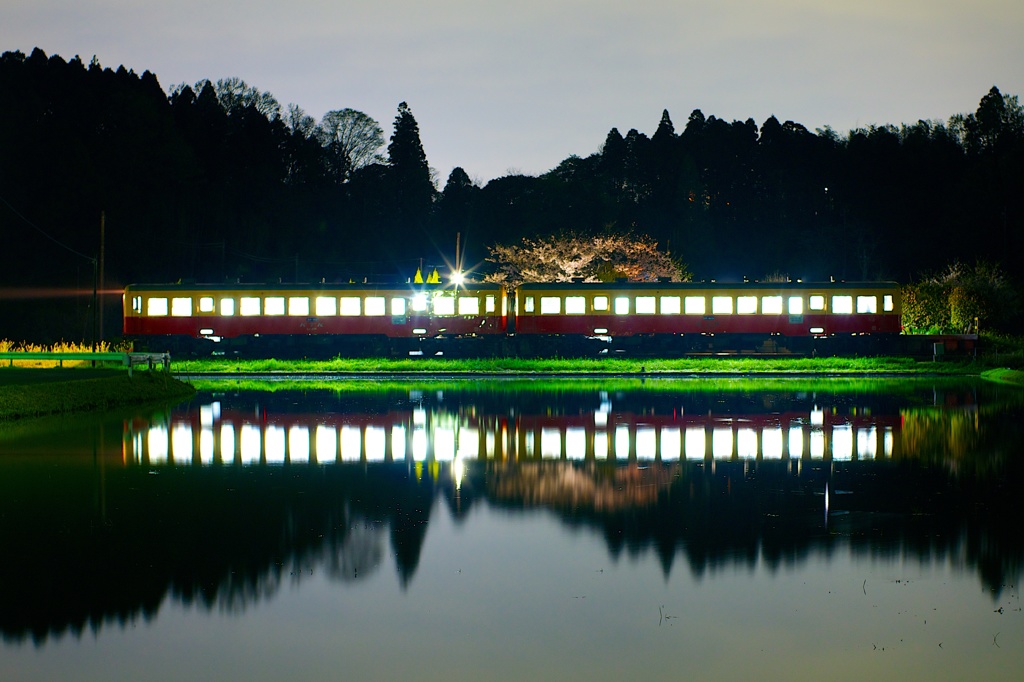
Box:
[4,0,1023,184]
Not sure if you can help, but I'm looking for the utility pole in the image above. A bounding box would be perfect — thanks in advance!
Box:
[98,211,105,345]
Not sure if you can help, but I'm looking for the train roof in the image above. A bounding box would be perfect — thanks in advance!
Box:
[125,281,505,292]
[515,280,900,291]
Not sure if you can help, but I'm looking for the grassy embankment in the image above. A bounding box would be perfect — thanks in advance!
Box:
[175,355,974,376]
[0,340,196,420]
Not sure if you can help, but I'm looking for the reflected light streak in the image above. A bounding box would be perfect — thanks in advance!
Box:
[171,424,192,464]
[0,287,124,299]
[220,424,235,463]
[265,425,286,464]
[199,428,214,464]
[661,427,680,460]
[566,427,586,460]
[685,427,705,460]
[148,425,168,464]
[412,428,428,461]
[365,426,386,462]
[712,428,732,459]
[594,431,608,460]
[341,425,362,462]
[392,426,406,460]
[615,425,630,458]
[241,424,261,464]
[810,430,825,459]
[737,428,757,459]
[459,428,479,459]
[636,426,656,461]
[541,428,561,459]
[858,426,877,459]
[435,427,456,461]
[290,426,310,463]
[762,427,783,460]
[316,425,337,463]
[789,427,803,458]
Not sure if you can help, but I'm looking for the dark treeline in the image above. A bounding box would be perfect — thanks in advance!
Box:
[1,48,1022,339]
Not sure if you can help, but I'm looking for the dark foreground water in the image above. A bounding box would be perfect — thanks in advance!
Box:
[1,377,1023,681]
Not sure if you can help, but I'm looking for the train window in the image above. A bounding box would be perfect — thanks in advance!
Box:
[221,298,235,316]
[660,296,681,314]
[458,297,479,315]
[240,297,260,316]
[171,298,192,317]
[411,293,427,312]
[614,297,630,315]
[737,296,757,314]
[147,297,168,316]
[485,295,496,313]
[761,296,783,314]
[788,296,803,315]
[265,297,286,315]
[565,296,586,314]
[365,297,386,316]
[524,296,535,313]
[593,296,608,311]
[391,297,407,316]
[832,296,853,314]
[315,296,337,316]
[636,296,656,314]
[856,296,877,314]
[132,296,143,314]
[883,295,894,312]
[288,297,309,316]
[198,296,215,313]
[712,296,733,314]
[540,296,561,314]
[684,296,705,314]
[340,297,361,316]
[432,294,455,316]
[809,295,826,311]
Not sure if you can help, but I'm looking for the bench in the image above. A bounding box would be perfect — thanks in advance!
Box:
[0,352,171,377]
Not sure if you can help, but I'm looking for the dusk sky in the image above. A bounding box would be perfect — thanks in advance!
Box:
[5,0,1023,184]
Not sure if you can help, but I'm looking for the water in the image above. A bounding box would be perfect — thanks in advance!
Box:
[2,378,1022,681]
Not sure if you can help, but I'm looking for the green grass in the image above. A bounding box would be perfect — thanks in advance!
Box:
[980,368,1024,387]
[0,370,195,421]
[174,355,976,375]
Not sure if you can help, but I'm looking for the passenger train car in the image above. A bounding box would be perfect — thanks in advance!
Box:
[123,279,906,356]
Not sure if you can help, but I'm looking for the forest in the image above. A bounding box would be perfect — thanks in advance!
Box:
[1,47,1022,340]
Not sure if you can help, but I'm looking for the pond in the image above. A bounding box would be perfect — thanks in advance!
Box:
[1,378,1022,681]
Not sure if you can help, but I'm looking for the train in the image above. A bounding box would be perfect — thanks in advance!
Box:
[122,278,971,357]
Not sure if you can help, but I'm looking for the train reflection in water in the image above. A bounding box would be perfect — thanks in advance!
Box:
[127,387,920,469]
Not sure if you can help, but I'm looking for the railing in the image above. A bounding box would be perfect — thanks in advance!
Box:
[0,352,171,377]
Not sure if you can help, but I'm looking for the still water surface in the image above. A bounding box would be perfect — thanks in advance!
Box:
[1,378,1022,681]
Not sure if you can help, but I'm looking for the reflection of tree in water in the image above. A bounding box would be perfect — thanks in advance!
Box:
[324,519,384,583]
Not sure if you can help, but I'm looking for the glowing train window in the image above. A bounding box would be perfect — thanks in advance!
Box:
[485,295,496,313]
[171,298,193,317]
[288,297,309,316]
[264,297,285,315]
[524,296,535,313]
[809,295,825,311]
[660,296,680,314]
[684,296,705,314]
[857,296,877,313]
[593,296,608,311]
[883,295,894,312]
[315,296,337,316]
[788,296,803,315]
[736,296,757,314]
[391,297,406,316]
[365,297,386,316]
[340,297,361,316]
[147,298,168,316]
[458,296,479,315]
[540,296,561,314]
[565,296,586,314]
[220,298,235,316]
[132,296,143,314]
[240,297,260,316]
[761,296,783,314]
[198,296,215,313]
[614,297,630,315]
[712,296,732,314]
[635,296,656,314]
[411,293,427,312]
[832,296,853,314]
[432,294,455,316]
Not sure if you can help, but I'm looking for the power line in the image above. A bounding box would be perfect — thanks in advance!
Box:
[0,194,94,262]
